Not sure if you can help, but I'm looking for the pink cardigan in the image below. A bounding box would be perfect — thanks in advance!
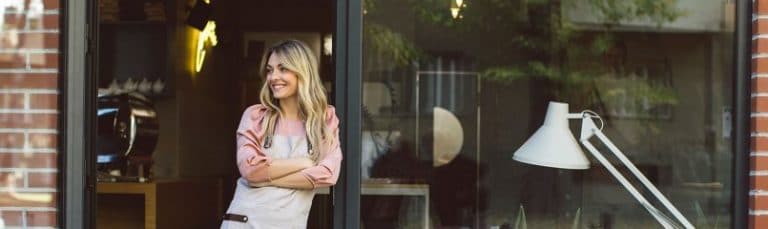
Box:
[235,104,343,188]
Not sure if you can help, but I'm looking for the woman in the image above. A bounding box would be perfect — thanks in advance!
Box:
[221,40,342,229]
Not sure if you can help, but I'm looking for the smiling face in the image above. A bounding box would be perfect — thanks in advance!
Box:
[265,53,299,101]
[257,40,330,161]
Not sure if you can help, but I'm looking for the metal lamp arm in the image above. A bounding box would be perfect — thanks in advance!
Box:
[580,138,680,229]
[572,113,695,229]
[592,129,695,229]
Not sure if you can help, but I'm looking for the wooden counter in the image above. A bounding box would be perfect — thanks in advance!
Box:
[96,179,222,229]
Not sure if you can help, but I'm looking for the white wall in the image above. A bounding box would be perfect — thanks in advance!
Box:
[563,0,732,32]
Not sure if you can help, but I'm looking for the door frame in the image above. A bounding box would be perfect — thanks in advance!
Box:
[733,0,752,228]
[66,0,751,228]
[63,0,97,228]
[333,0,362,228]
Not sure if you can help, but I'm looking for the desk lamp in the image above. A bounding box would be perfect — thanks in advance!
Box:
[513,101,694,229]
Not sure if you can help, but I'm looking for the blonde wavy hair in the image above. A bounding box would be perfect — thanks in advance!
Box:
[258,40,330,161]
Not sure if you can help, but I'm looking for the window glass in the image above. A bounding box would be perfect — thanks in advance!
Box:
[361,0,734,228]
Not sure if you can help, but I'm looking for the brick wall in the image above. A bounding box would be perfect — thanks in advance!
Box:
[0,0,60,228]
[756,1,768,228]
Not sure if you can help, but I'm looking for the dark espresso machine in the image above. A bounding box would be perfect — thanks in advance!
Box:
[97,92,159,182]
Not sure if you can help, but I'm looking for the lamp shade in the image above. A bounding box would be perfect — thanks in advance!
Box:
[433,107,463,167]
[512,102,590,169]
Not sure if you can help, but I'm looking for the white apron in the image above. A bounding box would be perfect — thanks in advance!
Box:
[221,135,315,229]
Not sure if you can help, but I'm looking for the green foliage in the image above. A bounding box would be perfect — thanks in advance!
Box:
[364,0,685,108]
[587,0,685,26]
[364,23,424,67]
[596,74,679,106]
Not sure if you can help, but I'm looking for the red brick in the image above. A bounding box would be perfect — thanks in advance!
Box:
[0,152,57,168]
[752,195,768,210]
[753,137,768,152]
[752,58,768,73]
[28,53,58,69]
[756,38,768,54]
[44,33,59,50]
[27,172,56,188]
[42,15,58,30]
[755,78,768,93]
[755,58,768,73]
[0,73,58,89]
[0,93,25,109]
[0,113,57,129]
[1,210,23,226]
[757,20,768,36]
[756,117,768,132]
[753,97,768,113]
[754,156,768,171]
[21,32,50,50]
[760,119,768,132]
[1,16,24,32]
[755,96,768,112]
[43,0,60,10]
[752,175,768,190]
[758,0,768,14]
[29,94,57,110]
[0,192,56,207]
[29,133,56,149]
[0,133,24,148]
[753,215,768,229]
[27,210,56,227]
[46,54,58,68]
[0,53,26,68]
[0,171,25,188]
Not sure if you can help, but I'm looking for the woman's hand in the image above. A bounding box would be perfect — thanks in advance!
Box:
[248,157,315,188]
[254,157,315,183]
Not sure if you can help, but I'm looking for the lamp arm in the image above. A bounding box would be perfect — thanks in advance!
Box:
[580,139,680,229]
[591,129,695,229]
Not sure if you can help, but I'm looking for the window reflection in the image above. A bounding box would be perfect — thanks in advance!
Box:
[361,0,734,228]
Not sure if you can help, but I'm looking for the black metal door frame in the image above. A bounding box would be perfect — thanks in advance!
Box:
[66,0,751,228]
[62,0,97,228]
[333,0,362,228]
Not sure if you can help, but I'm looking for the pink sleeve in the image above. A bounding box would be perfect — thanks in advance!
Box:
[301,106,343,188]
[236,105,273,183]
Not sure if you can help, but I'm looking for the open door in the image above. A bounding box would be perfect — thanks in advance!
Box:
[88,0,337,228]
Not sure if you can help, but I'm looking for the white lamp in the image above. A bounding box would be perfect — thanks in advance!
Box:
[512,102,589,169]
[512,101,694,229]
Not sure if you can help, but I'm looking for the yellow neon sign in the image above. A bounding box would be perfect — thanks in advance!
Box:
[195,20,218,73]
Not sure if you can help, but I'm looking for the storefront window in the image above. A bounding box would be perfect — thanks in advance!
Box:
[0,0,61,227]
[361,0,734,228]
